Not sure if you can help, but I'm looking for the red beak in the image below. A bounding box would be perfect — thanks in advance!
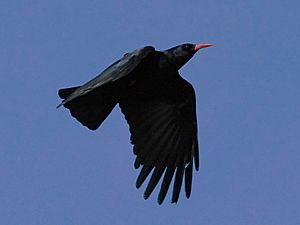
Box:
[194,43,214,51]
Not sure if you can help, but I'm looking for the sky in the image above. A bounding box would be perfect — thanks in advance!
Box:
[0,1,299,225]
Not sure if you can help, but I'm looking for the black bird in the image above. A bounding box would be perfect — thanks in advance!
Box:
[57,43,213,204]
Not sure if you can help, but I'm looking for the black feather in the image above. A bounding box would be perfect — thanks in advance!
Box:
[136,120,177,188]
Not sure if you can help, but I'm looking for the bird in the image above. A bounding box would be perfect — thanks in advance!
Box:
[57,43,214,204]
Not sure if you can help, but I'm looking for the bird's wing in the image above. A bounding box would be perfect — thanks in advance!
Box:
[58,46,155,107]
[119,76,200,204]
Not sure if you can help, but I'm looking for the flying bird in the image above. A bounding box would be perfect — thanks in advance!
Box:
[57,43,213,204]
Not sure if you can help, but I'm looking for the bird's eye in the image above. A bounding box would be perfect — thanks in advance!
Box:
[183,44,191,50]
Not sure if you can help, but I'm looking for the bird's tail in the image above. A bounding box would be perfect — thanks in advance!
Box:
[57,85,118,130]
[58,86,80,99]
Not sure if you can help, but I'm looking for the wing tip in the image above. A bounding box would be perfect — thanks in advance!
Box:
[157,198,164,205]
[171,199,179,204]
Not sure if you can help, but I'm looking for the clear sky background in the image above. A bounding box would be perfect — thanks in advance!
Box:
[0,1,299,225]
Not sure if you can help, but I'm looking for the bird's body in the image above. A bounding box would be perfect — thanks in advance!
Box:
[58,43,213,204]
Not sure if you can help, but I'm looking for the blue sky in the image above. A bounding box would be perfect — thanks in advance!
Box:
[0,1,299,225]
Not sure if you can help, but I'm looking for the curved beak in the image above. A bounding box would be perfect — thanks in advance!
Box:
[194,43,214,51]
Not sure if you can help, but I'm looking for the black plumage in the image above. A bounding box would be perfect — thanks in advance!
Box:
[58,43,213,204]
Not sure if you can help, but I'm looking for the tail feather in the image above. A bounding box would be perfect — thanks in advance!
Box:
[58,85,117,130]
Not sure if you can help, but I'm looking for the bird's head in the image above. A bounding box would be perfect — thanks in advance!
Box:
[164,43,214,70]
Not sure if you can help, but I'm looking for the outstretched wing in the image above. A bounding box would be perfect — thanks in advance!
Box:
[119,75,199,204]
[57,46,155,108]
